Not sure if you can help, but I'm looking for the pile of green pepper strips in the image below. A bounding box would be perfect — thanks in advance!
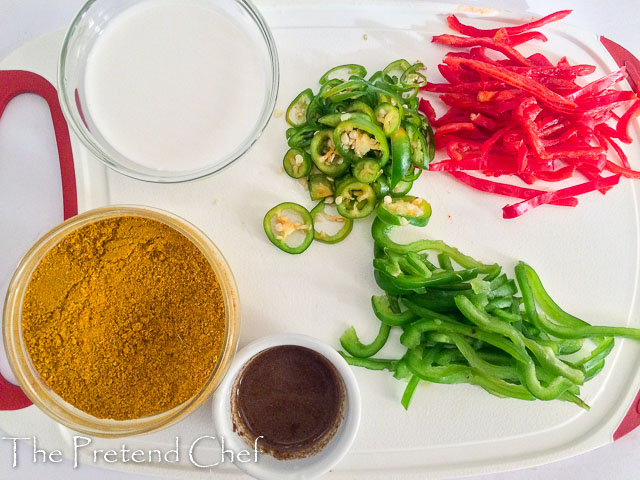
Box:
[264,60,434,254]
[339,200,640,409]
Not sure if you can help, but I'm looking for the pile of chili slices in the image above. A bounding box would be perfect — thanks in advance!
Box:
[418,10,640,218]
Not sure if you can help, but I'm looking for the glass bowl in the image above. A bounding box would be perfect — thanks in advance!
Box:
[58,0,279,183]
[3,206,239,437]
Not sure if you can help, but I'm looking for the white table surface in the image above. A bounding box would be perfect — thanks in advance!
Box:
[1,0,639,478]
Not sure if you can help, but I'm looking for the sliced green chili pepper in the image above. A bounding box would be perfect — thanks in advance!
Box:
[287,124,317,149]
[263,202,314,254]
[400,63,428,88]
[372,176,390,198]
[333,118,390,166]
[390,179,413,197]
[335,176,377,219]
[382,59,411,85]
[403,166,422,181]
[286,88,314,127]
[346,101,376,121]
[353,158,382,183]
[308,173,335,201]
[310,201,353,244]
[317,111,372,127]
[340,323,391,358]
[406,123,429,169]
[375,103,401,136]
[319,64,367,84]
[390,128,411,188]
[282,148,312,179]
[310,129,349,177]
[377,195,432,227]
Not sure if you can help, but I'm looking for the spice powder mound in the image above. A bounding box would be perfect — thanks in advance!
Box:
[21,215,226,420]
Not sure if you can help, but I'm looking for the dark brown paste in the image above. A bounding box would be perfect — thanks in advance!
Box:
[231,345,345,460]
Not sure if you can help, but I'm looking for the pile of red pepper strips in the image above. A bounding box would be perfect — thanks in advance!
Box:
[418,10,640,218]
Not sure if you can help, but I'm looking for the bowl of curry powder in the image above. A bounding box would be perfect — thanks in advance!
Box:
[3,206,238,437]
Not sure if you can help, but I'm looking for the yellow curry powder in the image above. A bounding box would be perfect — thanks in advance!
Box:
[21,215,226,420]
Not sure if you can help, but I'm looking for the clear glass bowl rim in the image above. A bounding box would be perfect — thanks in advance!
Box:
[57,0,280,183]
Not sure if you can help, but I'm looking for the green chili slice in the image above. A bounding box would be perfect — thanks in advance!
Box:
[286,88,314,127]
[377,195,432,227]
[333,118,390,166]
[319,64,367,84]
[310,129,349,177]
[353,158,383,183]
[389,128,412,188]
[282,148,312,179]
[263,202,314,254]
[335,176,377,219]
[308,173,335,201]
[310,201,353,244]
[375,103,401,136]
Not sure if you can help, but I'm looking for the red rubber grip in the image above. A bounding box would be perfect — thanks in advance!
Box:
[614,389,640,440]
[0,70,78,411]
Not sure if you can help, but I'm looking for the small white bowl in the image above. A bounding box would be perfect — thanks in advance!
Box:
[212,334,361,480]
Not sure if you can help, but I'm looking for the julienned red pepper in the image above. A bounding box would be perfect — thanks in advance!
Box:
[446,10,572,37]
[568,67,627,101]
[617,100,640,143]
[433,34,535,66]
[506,31,548,46]
[502,174,621,218]
[605,161,640,179]
[448,172,577,206]
[443,57,578,112]
[535,165,576,182]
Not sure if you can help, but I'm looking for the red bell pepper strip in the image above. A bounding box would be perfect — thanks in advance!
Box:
[433,34,535,66]
[605,160,640,178]
[445,10,572,38]
[616,100,640,144]
[449,171,577,206]
[568,67,627,101]
[443,57,578,112]
[507,31,548,46]
[536,165,576,182]
[502,174,621,219]
[422,80,506,93]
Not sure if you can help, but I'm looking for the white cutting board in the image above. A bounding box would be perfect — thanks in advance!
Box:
[1,2,640,478]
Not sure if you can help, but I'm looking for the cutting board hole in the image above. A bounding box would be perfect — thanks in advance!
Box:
[0,93,65,385]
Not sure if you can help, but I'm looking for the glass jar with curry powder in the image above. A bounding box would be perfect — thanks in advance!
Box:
[3,206,239,437]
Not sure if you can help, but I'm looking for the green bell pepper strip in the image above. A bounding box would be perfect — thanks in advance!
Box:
[400,316,531,365]
[405,289,473,312]
[318,112,372,127]
[287,124,317,149]
[401,375,420,410]
[455,295,585,385]
[282,148,312,179]
[377,195,432,227]
[400,62,428,88]
[346,101,376,121]
[353,158,383,183]
[516,262,640,340]
[518,362,575,401]
[405,345,471,384]
[263,202,314,255]
[310,201,353,244]
[438,253,454,271]
[371,295,418,326]
[333,118,390,166]
[371,218,500,274]
[390,179,413,197]
[308,173,335,201]
[393,357,412,380]
[286,88,314,127]
[340,323,392,358]
[335,176,377,219]
[382,59,411,85]
[339,351,397,372]
[374,270,424,295]
[375,103,401,136]
[406,123,429,169]
[319,64,367,84]
[450,334,521,383]
[310,129,350,177]
[375,269,479,293]
[389,128,412,188]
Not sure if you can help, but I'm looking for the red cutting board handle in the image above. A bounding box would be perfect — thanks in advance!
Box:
[0,70,78,411]
[614,389,640,440]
